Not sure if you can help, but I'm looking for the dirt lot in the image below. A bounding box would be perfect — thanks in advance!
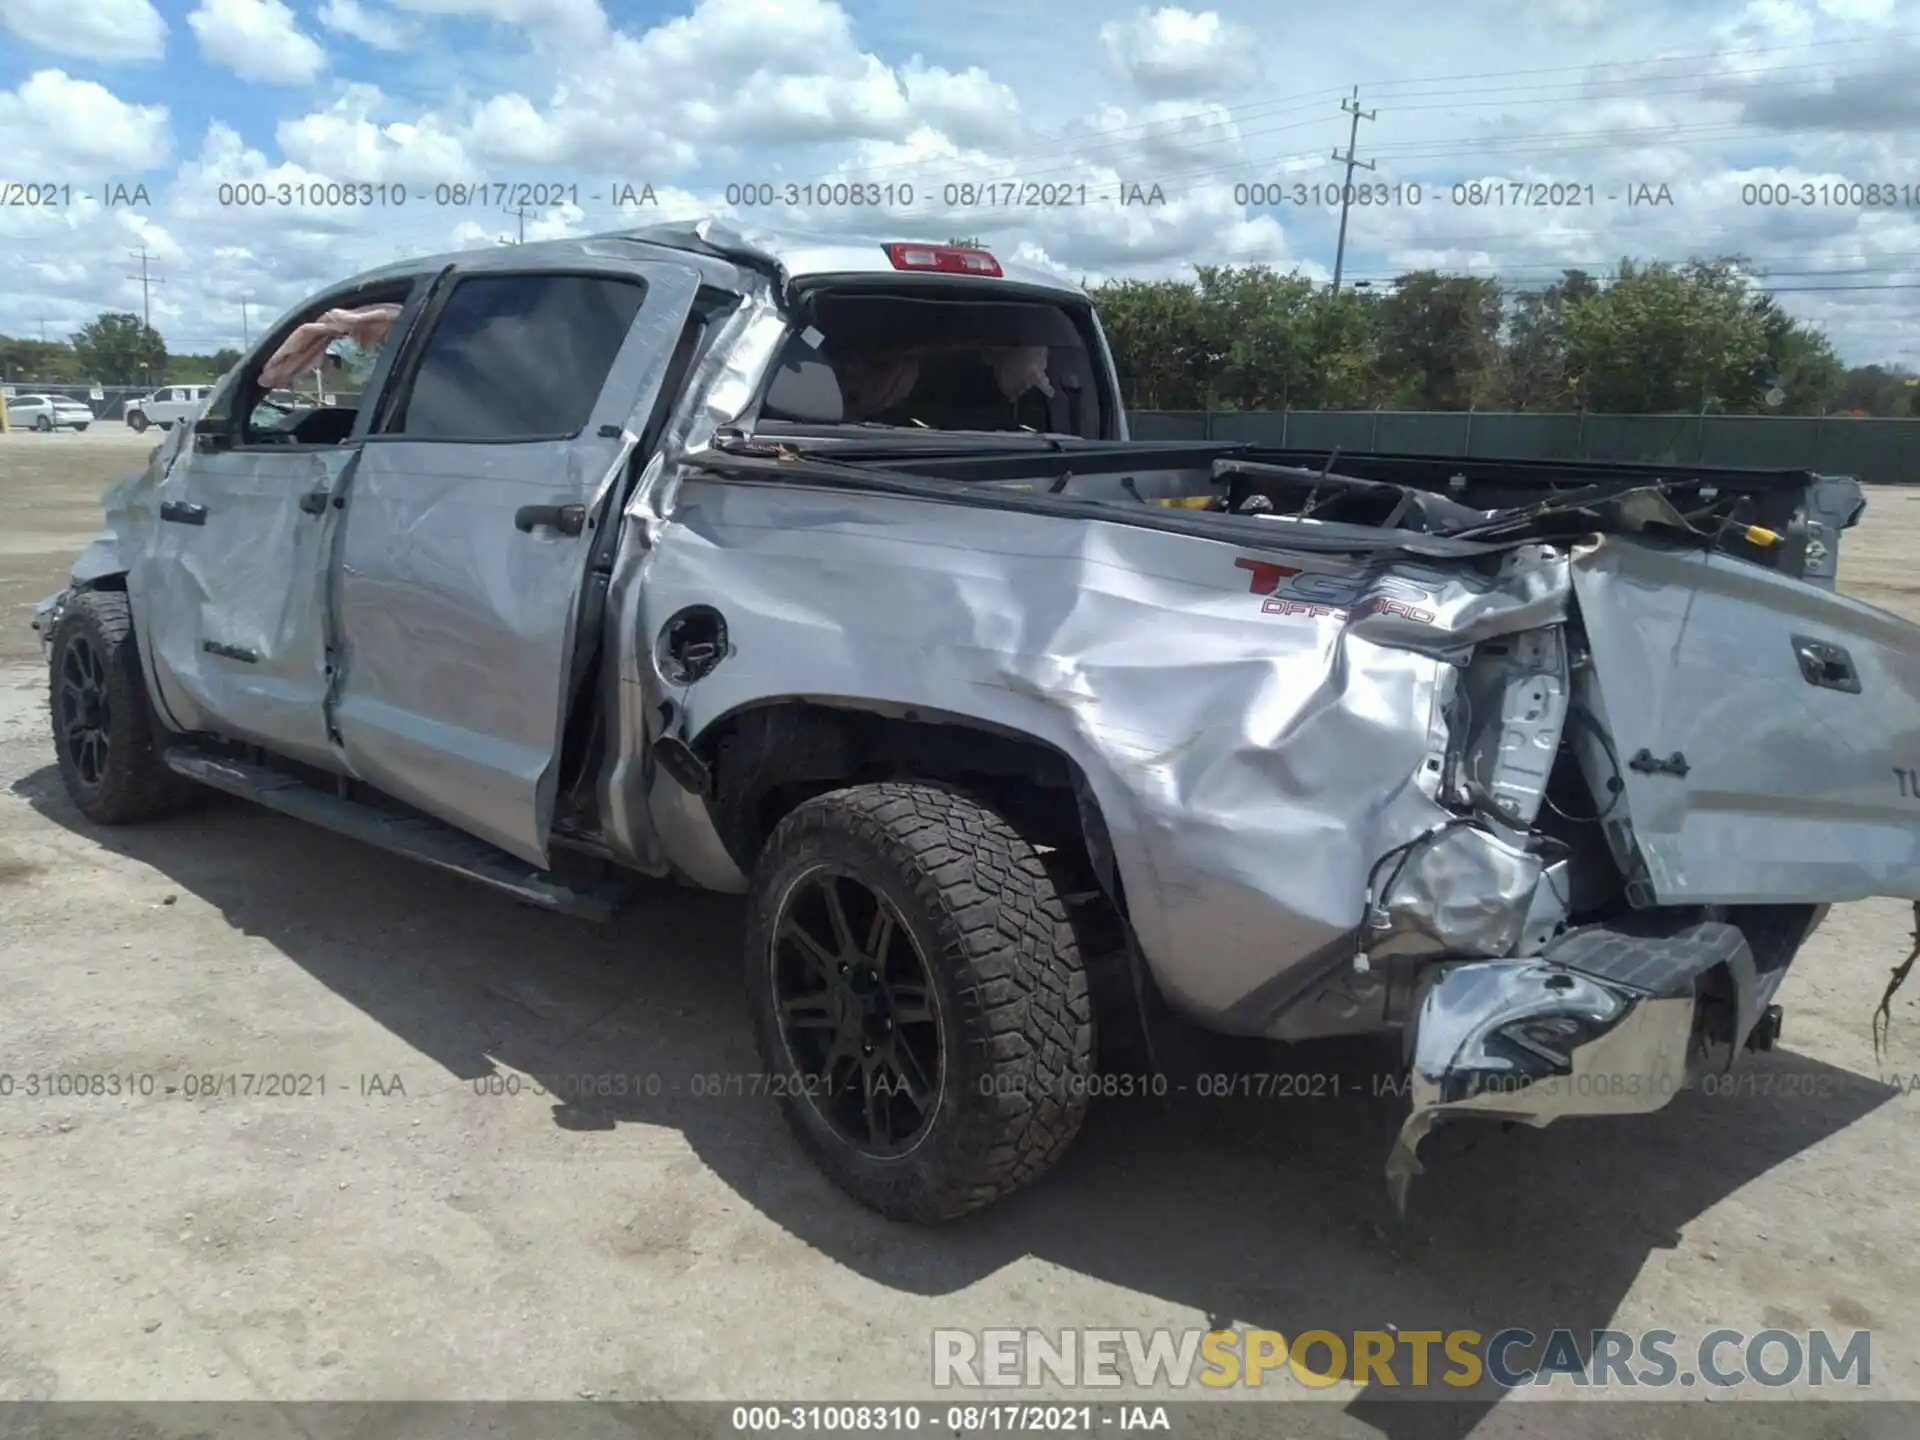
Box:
[2,427,1918,1438]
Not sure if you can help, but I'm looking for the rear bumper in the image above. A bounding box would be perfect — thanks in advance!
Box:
[1386,919,1786,1209]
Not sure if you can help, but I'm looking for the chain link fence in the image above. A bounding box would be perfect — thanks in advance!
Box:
[1129,409,1920,485]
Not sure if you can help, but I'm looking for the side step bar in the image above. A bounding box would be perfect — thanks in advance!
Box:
[163,748,631,922]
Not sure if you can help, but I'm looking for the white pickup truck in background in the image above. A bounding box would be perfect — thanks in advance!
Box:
[123,385,213,432]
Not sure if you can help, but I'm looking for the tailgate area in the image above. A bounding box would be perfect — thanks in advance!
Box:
[1569,535,1920,905]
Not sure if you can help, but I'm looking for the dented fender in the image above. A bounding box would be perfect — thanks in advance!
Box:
[615,476,1575,1033]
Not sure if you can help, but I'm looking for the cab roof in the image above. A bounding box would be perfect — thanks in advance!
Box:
[345,217,1092,302]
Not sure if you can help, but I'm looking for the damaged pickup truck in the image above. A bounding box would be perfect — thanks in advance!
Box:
[33,220,1920,1221]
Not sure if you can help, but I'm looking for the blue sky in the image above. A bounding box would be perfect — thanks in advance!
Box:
[1,0,1916,364]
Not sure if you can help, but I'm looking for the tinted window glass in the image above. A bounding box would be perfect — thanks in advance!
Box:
[391,274,647,439]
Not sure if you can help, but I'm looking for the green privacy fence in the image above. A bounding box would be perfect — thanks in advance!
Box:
[1128,410,1920,486]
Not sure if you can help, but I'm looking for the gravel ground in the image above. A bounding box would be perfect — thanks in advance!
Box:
[1,426,1917,1439]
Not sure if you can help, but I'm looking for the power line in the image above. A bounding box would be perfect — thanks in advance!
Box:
[1349,29,1920,91]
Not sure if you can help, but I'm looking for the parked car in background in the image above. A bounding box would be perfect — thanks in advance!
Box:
[5,393,93,432]
[123,385,212,432]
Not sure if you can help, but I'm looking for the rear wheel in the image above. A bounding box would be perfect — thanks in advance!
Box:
[48,591,197,824]
[744,782,1094,1222]
[73,423,88,432]
[33,415,51,432]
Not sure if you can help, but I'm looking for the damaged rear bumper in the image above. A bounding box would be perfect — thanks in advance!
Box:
[1387,919,1785,1210]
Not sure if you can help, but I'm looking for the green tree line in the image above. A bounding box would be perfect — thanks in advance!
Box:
[7,255,1919,416]
[1087,256,1920,417]
[0,313,239,388]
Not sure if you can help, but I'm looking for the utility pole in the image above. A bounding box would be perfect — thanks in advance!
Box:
[504,204,527,244]
[126,247,164,385]
[36,319,47,344]
[1329,87,1377,297]
[240,294,252,347]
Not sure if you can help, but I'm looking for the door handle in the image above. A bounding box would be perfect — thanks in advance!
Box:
[1792,635,1861,694]
[298,489,330,515]
[515,503,586,536]
[160,500,207,526]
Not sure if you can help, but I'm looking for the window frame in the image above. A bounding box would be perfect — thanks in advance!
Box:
[367,267,652,447]
[198,271,436,455]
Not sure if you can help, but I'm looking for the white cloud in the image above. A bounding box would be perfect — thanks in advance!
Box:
[1099,8,1261,99]
[443,0,1022,173]
[276,85,476,183]
[316,0,414,49]
[188,0,328,85]
[1,0,1918,366]
[898,60,1024,149]
[1817,0,1894,19]
[0,0,166,61]
[386,0,607,42]
[0,70,170,170]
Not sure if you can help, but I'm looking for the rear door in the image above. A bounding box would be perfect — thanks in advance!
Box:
[329,258,703,867]
[1571,535,1920,905]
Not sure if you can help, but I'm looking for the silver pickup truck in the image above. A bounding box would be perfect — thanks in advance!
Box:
[32,220,1920,1222]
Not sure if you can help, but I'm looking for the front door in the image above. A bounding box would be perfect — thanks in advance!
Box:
[135,428,359,769]
[132,275,434,770]
[330,259,703,867]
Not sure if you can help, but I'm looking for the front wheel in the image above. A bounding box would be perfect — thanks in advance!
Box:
[48,591,197,824]
[744,782,1094,1222]
[127,412,149,432]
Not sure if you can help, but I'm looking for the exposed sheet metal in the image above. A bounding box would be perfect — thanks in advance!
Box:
[1800,474,1866,591]
[629,476,1573,1031]
[1364,824,1546,963]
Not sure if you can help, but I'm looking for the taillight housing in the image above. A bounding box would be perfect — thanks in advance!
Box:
[884,242,1003,277]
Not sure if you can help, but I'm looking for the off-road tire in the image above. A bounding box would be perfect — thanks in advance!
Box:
[126,412,149,432]
[744,782,1094,1222]
[48,591,197,825]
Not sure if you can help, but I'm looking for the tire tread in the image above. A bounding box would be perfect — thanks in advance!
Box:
[748,781,1094,1222]
[49,590,196,825]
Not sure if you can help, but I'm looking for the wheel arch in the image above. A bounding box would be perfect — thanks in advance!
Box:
[688,696,1129,923]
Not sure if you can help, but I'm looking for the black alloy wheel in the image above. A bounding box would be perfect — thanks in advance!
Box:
[56,631,111,791]
[770,865,945,1156]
